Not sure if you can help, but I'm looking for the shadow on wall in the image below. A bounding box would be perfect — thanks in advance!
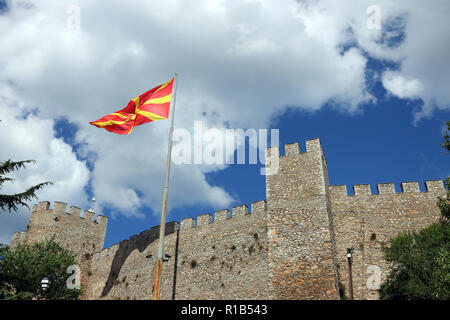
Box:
[101,222,179,299]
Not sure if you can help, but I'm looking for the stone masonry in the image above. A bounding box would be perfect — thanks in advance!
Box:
[9,138,446,300]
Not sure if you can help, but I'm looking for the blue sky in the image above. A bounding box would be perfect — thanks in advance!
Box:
[0,0,449,249]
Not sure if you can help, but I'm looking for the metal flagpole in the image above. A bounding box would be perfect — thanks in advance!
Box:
[153,73,178,300]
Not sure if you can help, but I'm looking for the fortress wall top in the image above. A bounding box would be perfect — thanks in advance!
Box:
[23,201,108,257]
[179,201,266,231]
[93,221,179,260]
[31,201,108,226]
[425,180,445,192]
[265,138,328,203]
[284,142,300,155]
[96,215,108,225]
[36,201,50,211]
[69,206,82,217]
[197,213,212,226]
[84,210,95,222]
[180,218,195,229]
[329,180,445,198]
[251,200,267,215]
[214,209,230,221]
[377,183,396,195]
[266,138,323,159]
[401,181,420,193]
[53,201,68,214]
[305,138,323,154]
[232,204,248,217]
[328,185,348,198]
[9,231,27,248]
[354,184,371,196]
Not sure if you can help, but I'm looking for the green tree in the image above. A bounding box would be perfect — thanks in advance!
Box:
[438,177,450,222]
[379,223,450,300]
[441,121,450,152]
[438,121,450,221]
[0,237,82,300]
[0,159,53,213]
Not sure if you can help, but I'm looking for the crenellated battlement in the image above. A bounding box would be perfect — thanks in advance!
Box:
[265,138,324,159]
[328,180,445,197]
[180,200,266,230]
[90,200,267,262]
[424,180,446,193]
[92,221,179,261]
[91,199,266,255]
[16,200,109,263]
[31,201,108,226]
[9,231,27,248]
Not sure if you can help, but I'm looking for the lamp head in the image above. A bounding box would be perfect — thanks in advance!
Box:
[41,277,51,291]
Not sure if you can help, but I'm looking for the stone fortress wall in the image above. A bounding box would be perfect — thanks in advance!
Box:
[10,138,446,300]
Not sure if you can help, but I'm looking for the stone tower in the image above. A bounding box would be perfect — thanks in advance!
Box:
[10,201,108,294]
[266,139,339,299]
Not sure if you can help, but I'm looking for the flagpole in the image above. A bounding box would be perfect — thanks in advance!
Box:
[153,73,178,300]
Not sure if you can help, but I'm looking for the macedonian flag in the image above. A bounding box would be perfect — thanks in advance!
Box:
[90,78,174,135]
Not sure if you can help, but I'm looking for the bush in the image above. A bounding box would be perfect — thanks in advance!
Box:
[380,222,450,300]
[0,237,82,300]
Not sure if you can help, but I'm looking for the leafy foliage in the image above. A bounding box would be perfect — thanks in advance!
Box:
[438,177,450,222]
[438,122,450,222]
[338,281,349,300]
[0,159,53,213]
[379,222,450,300]
[441,121,450,152]
[0,237,82,300]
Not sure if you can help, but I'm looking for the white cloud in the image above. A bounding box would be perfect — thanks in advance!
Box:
[294,0,450,121]
[0,85,90,243]
[382,71,424,100]
[0,0,449,241]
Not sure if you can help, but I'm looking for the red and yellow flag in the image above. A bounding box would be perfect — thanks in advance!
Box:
[90,78,174,135]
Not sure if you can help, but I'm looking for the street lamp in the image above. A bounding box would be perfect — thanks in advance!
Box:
[347,248,352,262]
[41,275,66,296]
[41,277,50,292]
[347,248,354,300]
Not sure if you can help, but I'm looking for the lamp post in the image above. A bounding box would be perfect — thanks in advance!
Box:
[347,248,354,300]
[41,274,66,298]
